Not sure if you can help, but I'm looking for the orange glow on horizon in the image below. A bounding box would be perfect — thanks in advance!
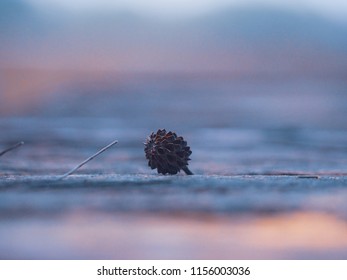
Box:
[6,210,345,259]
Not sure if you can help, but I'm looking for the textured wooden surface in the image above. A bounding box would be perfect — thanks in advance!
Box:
[0,77,347,259]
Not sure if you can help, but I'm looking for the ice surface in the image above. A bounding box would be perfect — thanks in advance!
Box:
[1,77,347,259]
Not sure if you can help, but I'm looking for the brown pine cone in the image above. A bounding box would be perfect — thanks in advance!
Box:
[144,129,193,175]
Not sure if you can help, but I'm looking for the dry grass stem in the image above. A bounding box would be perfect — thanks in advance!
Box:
[58,140,118,180]
[0,141,24,157]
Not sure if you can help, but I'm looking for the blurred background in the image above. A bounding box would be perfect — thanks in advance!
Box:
[1,0,347,260]
[1,0,347,127]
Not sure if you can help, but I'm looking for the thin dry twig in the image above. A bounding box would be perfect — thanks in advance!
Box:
[58,140,118,180]
[0,141,24,157]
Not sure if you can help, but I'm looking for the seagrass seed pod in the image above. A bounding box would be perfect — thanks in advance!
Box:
[144,129,193,175]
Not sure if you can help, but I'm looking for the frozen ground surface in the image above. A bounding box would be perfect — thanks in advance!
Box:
[0,76,347,259]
